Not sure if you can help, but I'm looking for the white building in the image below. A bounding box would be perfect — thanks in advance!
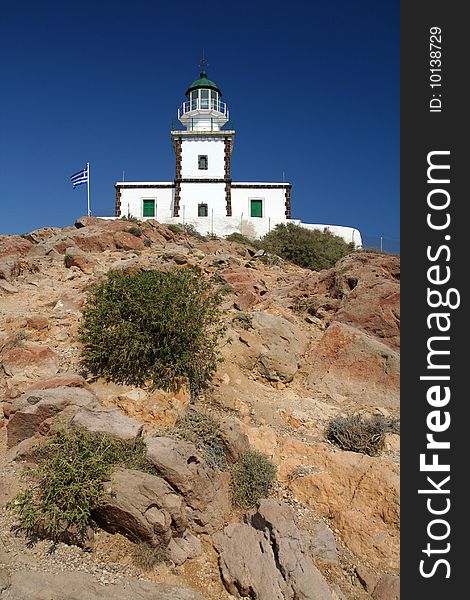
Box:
[115,70,362,245]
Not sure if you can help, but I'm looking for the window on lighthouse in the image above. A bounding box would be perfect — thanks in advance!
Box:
[198,155,208,170]
[250,199,263,218]
[200,89,209,109]
[198,203,208,217]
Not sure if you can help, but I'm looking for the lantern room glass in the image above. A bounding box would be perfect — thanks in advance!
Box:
[188,89,219,111]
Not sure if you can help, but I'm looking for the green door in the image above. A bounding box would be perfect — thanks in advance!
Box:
[143,199,155,217]
[250,199,263,217]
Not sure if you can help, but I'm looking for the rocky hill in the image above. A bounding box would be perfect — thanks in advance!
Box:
[0,217,400,600]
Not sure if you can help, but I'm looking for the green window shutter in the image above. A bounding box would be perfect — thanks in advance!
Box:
[250,199,263,217]
[143,199,155,217]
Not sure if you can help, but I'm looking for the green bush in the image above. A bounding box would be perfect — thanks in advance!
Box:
[166,409,227,469]
[259,223,354,271]
[127,226,143,237]
[79,268,225,392]
[182,223,206,240]
[225,232,261,248]
[7,427,158,539]
[231,450,277,509]
[325,414,399,456]
[167,224,183,234]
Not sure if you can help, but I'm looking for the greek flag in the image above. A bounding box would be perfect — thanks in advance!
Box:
[70,165,88,189]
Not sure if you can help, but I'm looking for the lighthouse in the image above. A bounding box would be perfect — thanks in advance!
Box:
[114,68,362,245]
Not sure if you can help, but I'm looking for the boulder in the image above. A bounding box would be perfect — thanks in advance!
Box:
[0,235,33,258]
[26,372,88,391]
[0,281,19,293]
[113,230,146,251]
[94,468,188,548]
[0,569,209,600]
[305,321,399,408]
[145,437,230,533]
[217,417,251,463]
[70,404,144,445]
[25,316,49,330]
[167,531,203,566]
[356,564,380,593]
[213,500,333,600]
[308,522,339,563]
[6,387,96,448]
[2,343,59,379]
[372,575,400,600]
[64,247,96,273]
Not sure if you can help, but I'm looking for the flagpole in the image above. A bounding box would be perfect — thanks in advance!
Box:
[87,162,91,216]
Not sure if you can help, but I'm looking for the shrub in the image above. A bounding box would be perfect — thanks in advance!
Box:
[225,232,261,248]
[259,223,354,271]
[231,450,277,509]
[182,223,206,240]
[166,409,227,469]
[167,224,183,234]
[325,414,398,456]
[132,541,167,570]
[79,268,225,392]
[127,226,143,237]
[7,427,158,540]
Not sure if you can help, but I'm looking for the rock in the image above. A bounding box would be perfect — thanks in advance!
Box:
[0,569,209,599]
[251,499,333,599]
[94,468,188,548]
[112,386,190,428]
[70,404,144,445]
[221,270,266,296]
[25,316,49,330]
[299,252,400,350]
[145,437,230,533]
[372,575,400,600]
[64,247,96,273]
[6,387,96,448]
[168,531,203,566]
[213,500,333,600]
[252,312,308,382]
[2,343,59,379]
[356,564,380,593]
[234,290,259,311]
[53,292,84,314]
[113,230,146,251]
[0,567,10,592]
[26,372,88,391]
[305,321,399,408]
[23,226,63,244]
[0,281,19,293]
[309,522,339,563]
[217,417,251,463]
[0,235,33,258]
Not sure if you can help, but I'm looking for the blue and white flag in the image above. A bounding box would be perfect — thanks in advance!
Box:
[70,165,88,189]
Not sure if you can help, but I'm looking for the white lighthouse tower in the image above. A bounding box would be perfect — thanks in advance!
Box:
[170,69,235,221]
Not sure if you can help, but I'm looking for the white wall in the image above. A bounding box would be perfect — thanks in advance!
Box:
[181,138,225,178]
[179,182,226,219]
[230,187,287,223]
[299,222,363,246]
[117,185,174,221]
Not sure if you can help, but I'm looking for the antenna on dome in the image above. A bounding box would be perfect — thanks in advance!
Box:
[199,50,209,70]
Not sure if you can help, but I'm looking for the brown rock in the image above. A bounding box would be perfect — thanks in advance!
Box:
[71,404,144,445]
[145,437,230,533]
[356,564,380,593]
[305,321,399,408]
[217,417,251,463]
[6,387,96,447]
[234,290,258,311]
[114,230,146,251]
[94,468,188,548]
[26,316,49,330]
[372,575,400,600]
[23,227,63,244]
[0,235,33,258]
[27,372,87,391]
[213,500,333,600]
[53,292,84,314]
[113,386,190,428]
[1,569,209,599]
[64,246,96,273]
[2,343,59,379]
[0,281,19,293]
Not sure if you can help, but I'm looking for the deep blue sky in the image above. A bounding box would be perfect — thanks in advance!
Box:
[1,0,399,250]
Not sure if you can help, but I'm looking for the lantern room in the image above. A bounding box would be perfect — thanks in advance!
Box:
[178,70,229,131]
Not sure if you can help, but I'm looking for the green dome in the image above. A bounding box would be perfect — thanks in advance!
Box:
[185,71,222,96]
